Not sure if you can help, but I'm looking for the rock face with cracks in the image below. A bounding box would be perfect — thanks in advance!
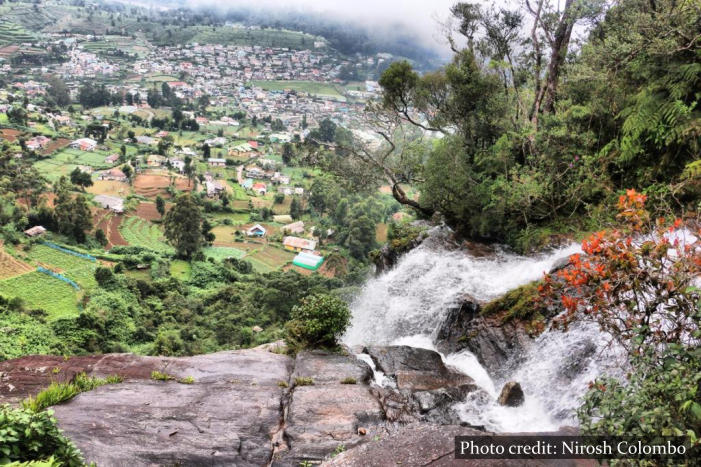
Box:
[0,346,559,466]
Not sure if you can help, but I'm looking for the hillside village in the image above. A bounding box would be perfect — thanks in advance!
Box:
[0,1,412,330]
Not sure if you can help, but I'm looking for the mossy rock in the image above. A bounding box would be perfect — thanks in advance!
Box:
[481,281,545,323]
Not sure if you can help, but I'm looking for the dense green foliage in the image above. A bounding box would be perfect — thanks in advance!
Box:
[285,294,351,351]
[0,405,83,466]
[338,0,699,251]
[578,343,701,441]
[0,296,61,360]
[42,260,344,357]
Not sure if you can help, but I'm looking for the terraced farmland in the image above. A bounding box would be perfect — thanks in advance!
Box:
[0,247,33,279]
[0,271,78,320]
[119,216,174,253]
[25,245,97,289]
[0,19,35,46]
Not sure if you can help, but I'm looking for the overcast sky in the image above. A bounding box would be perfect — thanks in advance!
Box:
[183,0,461,56]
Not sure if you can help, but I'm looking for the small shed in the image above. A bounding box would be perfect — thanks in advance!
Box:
[24,225,47,237]
[246,224,267,237]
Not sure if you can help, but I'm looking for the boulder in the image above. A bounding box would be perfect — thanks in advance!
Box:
[434,296,533,377]
[497,381,525,407]
[361,346,481,425]
[48,350,290,466]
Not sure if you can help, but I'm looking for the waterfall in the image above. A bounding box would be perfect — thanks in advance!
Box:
[343,231,624,432]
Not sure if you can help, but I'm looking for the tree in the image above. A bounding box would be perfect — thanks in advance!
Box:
[541,189,700,353]
[70,167,93,189]
[53,186,92,243]
[282,142,294,165]
[155,196,165,217]
[163,194,205,259]
[290,197,301,220]
[46,75,71,107]
[202,143,210,158]
[95,228,107,246]
[146,87,162,108]
[121,164,132,180]
[285,294,351,350]
[345,215,376,260]
[6,106,27,125]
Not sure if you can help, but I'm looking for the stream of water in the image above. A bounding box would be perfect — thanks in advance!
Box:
[343,230,625,432]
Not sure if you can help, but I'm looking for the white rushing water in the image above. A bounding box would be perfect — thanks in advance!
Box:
[344,231,624,432]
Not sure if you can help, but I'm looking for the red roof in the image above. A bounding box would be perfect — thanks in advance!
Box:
[248,141,258,149]
[252,183,266,190]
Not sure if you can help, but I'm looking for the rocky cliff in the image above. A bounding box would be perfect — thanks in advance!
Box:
[0,346,496,466]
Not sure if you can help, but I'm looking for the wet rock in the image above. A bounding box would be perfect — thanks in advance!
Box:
[362,346,481,425]
[434,294,481,347]
[364,345,474,391]
[558,340,597,382]
[497,381,525,407]
[548,256,572,274]
[434,296,533,377]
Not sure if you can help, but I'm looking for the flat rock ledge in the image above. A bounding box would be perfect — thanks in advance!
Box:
[0,347,587,466]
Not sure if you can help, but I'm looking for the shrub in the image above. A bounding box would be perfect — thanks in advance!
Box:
[277,380,289,388]
[340,377,357,384]
[150,371,174,381]
[177,376,195,384]
[294,377,314,386]
[541,189,701,442]
[285,294,350,350]
[578,342,701,440]
[0,405,84,466]
[94,266,115,287]
[22,373,123,413]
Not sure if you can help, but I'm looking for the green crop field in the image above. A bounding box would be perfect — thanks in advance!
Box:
[25,245,97,289]
[33,160,81,182]
[186,26,321,50]
[245,245,295,272]
[0,271,79,320]
[52,148,111,167]
[120,217,174,253]
[251,80,344,99]
[203,247,246,262]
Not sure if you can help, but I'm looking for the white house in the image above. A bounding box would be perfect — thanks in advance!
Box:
[70,138,97,151]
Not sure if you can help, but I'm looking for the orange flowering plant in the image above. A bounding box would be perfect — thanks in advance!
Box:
[539,189,700,354]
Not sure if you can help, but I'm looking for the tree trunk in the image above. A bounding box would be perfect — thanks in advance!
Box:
[391,183,434,217]
[543,0,576,113]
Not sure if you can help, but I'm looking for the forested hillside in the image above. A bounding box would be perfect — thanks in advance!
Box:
[326,0,699,251]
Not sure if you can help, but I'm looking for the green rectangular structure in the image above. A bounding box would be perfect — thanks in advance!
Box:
[293,252,324,271]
